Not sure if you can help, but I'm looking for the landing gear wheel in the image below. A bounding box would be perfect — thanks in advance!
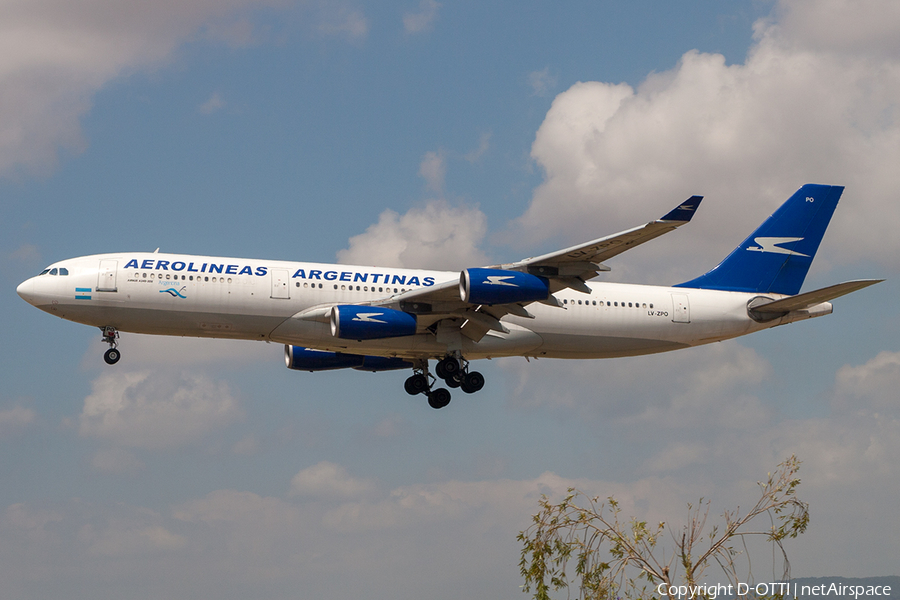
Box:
[437,356,460,379]
[100,326,120,365]
[460,371,485,394]
[445,375,461,388]
[404,373,428,395]
[104,348,121,365]
[427,388,451,409]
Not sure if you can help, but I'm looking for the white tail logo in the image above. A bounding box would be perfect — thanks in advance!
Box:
[747,237,810,257]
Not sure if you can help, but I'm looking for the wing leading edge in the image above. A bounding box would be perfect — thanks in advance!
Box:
[367,195,704,341]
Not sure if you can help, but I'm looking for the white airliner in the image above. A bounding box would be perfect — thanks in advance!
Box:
[17,184,881,408]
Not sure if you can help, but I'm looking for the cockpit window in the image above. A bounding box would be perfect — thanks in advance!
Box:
[59,267,69,276]
[49,268,58,275]
[39,269,50,275]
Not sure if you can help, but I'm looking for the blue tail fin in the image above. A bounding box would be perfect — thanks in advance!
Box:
[675,184,843,295]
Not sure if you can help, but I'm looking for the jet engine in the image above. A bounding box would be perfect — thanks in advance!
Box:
[285,346,412,372]
[330,305,417,340]
[460,268,550,305]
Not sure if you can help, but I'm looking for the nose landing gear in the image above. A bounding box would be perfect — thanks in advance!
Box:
[404,355,486,409]
[101,326,120,365]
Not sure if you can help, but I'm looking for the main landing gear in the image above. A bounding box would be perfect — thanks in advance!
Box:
[101,326,120,365]
[404,355,485,409]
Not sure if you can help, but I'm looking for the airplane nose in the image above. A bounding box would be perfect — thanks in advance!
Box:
[16,278,36,305]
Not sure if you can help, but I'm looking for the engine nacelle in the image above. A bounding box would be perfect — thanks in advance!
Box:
[284,346,412,372]
[330,305,417,340]
[460,268,550,305]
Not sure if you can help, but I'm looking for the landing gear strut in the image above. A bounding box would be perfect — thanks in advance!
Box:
[404,361,451,409]
[404,355,485,409]
[101,326,120,365]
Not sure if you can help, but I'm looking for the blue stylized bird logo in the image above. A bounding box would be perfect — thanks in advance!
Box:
[160,286,187,299]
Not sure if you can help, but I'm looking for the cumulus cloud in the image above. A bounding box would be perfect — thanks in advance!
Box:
[0,0,375,177]
[288,461,375,498]
[403,0,440,34]
[464,132,491,163]
[833,350,900,414]
[418,149,446,192]
[79,370,241,449]
[198,91,226,114]
[500,342,771,426]
[82,334,271,368]
[0,0,291,177]
[316,5,368,40]
[0,405,36,435]
[527,67,557,96]
[513,0,900,279]
[80,518,187,557]
[336,200,488,270]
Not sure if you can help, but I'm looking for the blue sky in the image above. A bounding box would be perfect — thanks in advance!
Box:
[2,1,899,598]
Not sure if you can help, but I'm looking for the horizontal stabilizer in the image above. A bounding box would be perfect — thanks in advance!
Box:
[752,279,883,314]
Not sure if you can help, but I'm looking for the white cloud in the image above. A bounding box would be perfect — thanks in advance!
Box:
[418,149,446,192]
[0,0,376,177]
[403,0,440,34]
[0,405,36,435]
[288,461,375,498]
[527,67,557,96]
[80,518,187,557]
[464,132,491,163]
[500,342,771,426]
[82,334,272,368]
[198,91,225,114]
[317,5,368,40]
[79,369,242,449]
[513,0,900,279]
[0,0,292,177]
[90,447,145,474]
[833,350,900,414]
[336,200,489,270]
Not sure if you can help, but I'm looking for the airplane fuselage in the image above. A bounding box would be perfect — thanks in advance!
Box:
[16,251,831,361]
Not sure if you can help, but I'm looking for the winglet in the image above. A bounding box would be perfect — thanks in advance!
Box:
[661,196,703,222]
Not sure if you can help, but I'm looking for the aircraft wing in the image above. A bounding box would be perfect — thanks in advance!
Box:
[363,195,703,341]
[498,195,703,287]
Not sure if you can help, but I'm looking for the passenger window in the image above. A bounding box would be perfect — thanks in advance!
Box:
[649,303,654,309]
[614,302,617,306]
[628,302,632,307]
[204,277,209,282]
[227,278,232,283]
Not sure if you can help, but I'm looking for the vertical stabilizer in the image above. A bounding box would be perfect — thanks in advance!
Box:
[675,184,843,295]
